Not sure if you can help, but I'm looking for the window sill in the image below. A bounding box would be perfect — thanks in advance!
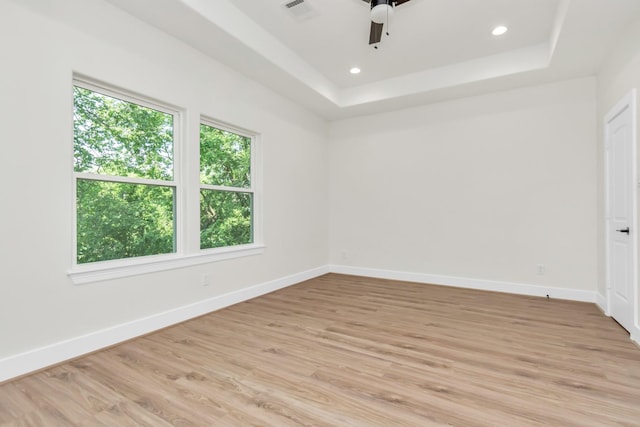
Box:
[68,244,265,285]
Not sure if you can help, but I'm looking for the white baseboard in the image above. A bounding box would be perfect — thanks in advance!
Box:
[0,265,329,383]
[329,264,596,303]
[594,293,640,345]
[595,292,608,315]
[0,264,616,383]
[595,293,640,345]
[330,266,639,347]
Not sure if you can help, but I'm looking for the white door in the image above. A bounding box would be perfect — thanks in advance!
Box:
[606,91,636,333]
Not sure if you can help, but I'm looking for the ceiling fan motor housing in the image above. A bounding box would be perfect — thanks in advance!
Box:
[371,0,394,24]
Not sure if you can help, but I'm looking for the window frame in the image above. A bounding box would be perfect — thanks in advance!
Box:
[68,76,263,285]
[199,117,257,251]
[72,78,181,266]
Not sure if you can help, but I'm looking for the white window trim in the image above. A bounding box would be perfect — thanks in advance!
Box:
[68,76,264,285]
[68,244,265,285]
[72,77,181,270]
[199,117,261,252]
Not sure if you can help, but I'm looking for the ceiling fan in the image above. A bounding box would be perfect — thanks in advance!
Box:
[363,0,412,45]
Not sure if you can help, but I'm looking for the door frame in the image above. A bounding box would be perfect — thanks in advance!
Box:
[604,88,638,341]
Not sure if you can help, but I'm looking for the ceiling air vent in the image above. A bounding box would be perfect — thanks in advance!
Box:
[282,0,318,20]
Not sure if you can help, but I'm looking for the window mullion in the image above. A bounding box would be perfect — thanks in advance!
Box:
[172,110,183,255]
[182,110,202,255]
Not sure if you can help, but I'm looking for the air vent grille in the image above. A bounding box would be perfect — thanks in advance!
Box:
[281,0,318,20]
[285,0,304,8]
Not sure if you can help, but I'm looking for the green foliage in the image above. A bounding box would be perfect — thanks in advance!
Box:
[200,124,251,188]
[200,190,252,249]
[73,86,254,263]
[199,124,253,249]
[74,86,173,180]
[77,181,175,263]
[74,86,176,263]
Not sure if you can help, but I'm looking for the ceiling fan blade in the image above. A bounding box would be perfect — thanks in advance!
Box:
[394,0,411,5]
[369,22,383,44]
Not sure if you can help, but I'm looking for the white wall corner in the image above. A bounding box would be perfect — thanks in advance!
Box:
[595,292,608,315]
[329,264,597,303]
[548,0,571,59]
[0,265,330,383]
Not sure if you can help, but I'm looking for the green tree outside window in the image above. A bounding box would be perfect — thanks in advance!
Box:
[73,83,256,265]
[199,124,253,250]
[73,85,175,264]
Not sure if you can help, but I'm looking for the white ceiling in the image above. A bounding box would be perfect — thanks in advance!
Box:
[105,0,640,119]
[231,0,560,88]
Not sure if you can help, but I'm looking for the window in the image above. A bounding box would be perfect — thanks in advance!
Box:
[73,82,178,264]
[199,121,254,249]
[70,77,262,283]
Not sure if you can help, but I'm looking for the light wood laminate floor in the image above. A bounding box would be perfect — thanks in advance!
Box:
[1,273,640,426]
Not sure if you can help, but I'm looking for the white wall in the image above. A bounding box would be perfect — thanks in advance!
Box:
[0,0,328,363]
[329,78,598,292]
[597,15,640,333]
[0,0,616,381]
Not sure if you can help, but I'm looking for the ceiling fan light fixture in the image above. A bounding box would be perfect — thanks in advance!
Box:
[371,2,394,24]
[350,67,361,74]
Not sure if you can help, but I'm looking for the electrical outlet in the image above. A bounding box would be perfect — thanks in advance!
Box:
[202,274,210,286]
[536,264,545,275]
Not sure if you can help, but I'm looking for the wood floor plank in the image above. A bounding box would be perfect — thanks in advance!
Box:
[1,273,640,426]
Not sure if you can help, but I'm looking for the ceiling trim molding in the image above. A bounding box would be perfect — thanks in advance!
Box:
[549,0,571,58]
[340,43,551,107]
[177,0,566,110]
[102,0,640,119]
[179,0,341,105]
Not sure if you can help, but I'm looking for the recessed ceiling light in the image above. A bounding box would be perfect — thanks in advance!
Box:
[350,67,361,75]
[492,25,508,36]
